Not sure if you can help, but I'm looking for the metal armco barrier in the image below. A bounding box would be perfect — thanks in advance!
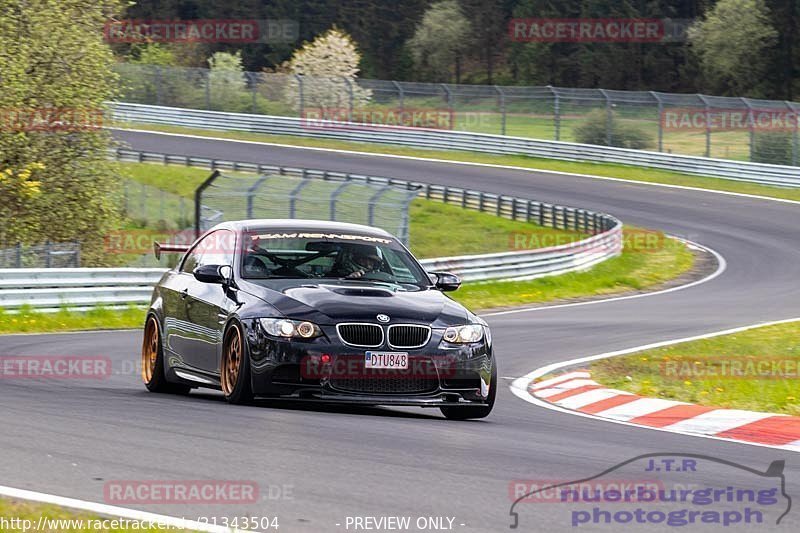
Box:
[2,149,623,310]
[112,103,800,188]
[0,232,620,311]
[0,268,166,310]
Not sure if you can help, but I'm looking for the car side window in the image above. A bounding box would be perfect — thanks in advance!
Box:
[180,230,235,273]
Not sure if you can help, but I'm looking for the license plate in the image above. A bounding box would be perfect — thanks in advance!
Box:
[365,351,408,370]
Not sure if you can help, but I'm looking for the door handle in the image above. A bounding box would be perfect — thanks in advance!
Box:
[180,288,189,300]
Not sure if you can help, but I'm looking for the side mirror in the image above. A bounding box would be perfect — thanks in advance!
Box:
[430,271,462,292]
[193,264,231,284]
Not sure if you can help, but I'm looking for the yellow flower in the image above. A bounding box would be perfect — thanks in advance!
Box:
[715,387,724,392]
[787,396,796,401]
[683,380,692,386]
[700,391,709,395]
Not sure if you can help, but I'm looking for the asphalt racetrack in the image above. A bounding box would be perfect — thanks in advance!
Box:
[1,129,799,531]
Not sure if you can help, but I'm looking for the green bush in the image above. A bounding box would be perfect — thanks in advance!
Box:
[752,131,795,165]
[574,109,654,150]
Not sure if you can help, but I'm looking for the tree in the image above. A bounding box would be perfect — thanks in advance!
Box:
[0,0,123,265]
[688,0,778,96]
[407,0,473,83]
[460,0,510,84]
[208,51,249,110]
[284,27,371,113]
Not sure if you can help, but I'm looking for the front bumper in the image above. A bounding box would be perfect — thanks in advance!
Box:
[243,318,493,405]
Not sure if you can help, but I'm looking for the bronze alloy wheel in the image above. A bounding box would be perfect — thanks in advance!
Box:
[221,326,243,396]
[142,316,159,384]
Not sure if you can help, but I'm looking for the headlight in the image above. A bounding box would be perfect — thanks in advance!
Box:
[260,318,322,339]
[441,324,485,344]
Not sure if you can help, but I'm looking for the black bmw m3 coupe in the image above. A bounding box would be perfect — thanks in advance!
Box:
[142,219,496,419]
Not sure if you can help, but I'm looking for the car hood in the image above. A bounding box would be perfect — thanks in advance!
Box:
[240,279,470,326]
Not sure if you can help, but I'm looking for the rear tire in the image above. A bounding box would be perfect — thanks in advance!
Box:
[440,361,497,420]
[221,322,254,405]
[141,315,191,395]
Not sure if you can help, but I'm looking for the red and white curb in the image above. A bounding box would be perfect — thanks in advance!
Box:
[510,318,800,453]
[529,370,800,451]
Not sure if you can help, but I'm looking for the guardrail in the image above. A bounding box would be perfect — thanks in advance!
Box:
[2,148,623,310]
[0,268,165,310]
[112,102,800,188]
[0,231,619,310]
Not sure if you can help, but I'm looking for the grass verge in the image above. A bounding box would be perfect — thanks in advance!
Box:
[590,321,800,416]
[115,122,800,203]
[0,497,192,532]
[0,306,146,334]
[450,230,694,311]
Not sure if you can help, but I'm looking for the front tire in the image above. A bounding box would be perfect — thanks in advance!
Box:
[220,322,254,405]
[440,361,497,420]
[141,315,190,395]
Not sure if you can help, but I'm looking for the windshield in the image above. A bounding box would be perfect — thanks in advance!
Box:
[240,230,431,288]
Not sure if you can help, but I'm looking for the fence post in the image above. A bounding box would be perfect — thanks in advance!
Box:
[742,98,755,161]
[392,80,404,113]
[650,91,663,152]
[600,89,612,146]
[288,177,312,218]
[246,176,269,218]
[203,70,211,109]
[249,72,258,113]
[367,186,391,226]
[793,103,799,166]
[441,84,453,114]
[549,86,561,141]
[495,86,506,135]
[698,95,711,158]
[195,171,221,238]
[16,243,22,268]
[295,74,305,118]
[74,243,81,268]
[45,241,51,268]
[330,181,352,221]
[344,78,355,122]
[154,66,163,106]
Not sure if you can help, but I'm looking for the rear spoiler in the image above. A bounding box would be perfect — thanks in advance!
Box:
[154,242,191,260]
